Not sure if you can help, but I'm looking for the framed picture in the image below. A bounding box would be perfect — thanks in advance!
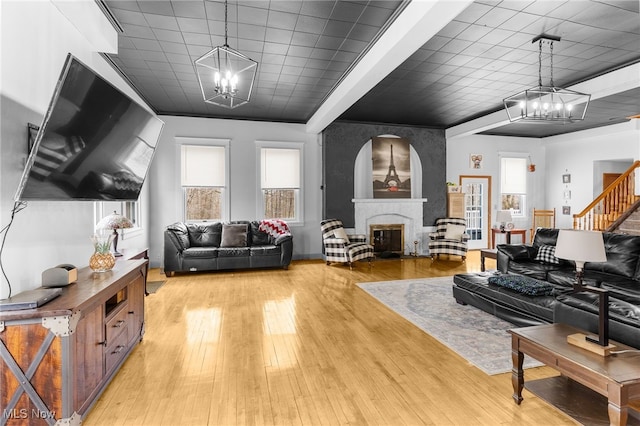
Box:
[562,206,571,215]
[470,154,483,169]
[563,190,571,200]
[562,174,571,184]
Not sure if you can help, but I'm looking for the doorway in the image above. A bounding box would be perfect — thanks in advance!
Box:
[603,173,621,191]
[460,175,491,250]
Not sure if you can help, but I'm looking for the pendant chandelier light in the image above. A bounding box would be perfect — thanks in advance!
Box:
[195,0,258,109]
[503,35,590,124]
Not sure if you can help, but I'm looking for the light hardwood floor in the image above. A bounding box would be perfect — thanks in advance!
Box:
[86,251,576,425]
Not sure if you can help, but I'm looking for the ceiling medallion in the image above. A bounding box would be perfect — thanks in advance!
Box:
[503,35,590,124]
[195,0,258,109]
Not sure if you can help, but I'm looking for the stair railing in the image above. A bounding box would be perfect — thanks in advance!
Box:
[573,161,640,231]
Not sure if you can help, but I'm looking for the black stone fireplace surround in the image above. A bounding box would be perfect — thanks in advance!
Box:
[322,122,446,228]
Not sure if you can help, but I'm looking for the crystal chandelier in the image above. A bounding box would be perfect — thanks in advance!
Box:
[503,35,590,123]
[195,0,258,109]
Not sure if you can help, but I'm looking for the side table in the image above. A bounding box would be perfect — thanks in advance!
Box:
[491,228,526,248]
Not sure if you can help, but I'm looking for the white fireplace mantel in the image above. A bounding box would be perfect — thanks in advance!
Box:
[351,198,428,204]
[352,198,428,255]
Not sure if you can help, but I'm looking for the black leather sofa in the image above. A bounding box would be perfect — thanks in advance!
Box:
[164,221,293,276]
[453,228,640,348]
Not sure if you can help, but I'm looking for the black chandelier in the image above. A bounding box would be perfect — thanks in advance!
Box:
[503,35,590,123]
[195,0,258,109]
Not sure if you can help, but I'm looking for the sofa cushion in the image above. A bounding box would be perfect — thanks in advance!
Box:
[534,245,560,264]
[217,247,250,257]
[505,260,563,281]
[182,247,219,258]
[488,274,555,296]
[167,222,190,250]
[585,232,640,278]
[187,223,222,247]
[250,221,272,246]
[497,244,532,261]
[250,245,280,256]
[532,228,560,248]
[601,280,640,303]
[221,223,248,247]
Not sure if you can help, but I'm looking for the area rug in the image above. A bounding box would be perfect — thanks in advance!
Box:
[146,281,166,294]
[357,277,543,375]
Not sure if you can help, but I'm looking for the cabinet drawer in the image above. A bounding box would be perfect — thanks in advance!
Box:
[105,328,129,373]
[105,303,129,343]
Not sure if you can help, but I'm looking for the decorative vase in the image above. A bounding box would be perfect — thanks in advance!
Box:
[89,233,115,272]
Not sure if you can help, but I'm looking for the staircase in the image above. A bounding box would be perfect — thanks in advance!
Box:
[573,161,640,233]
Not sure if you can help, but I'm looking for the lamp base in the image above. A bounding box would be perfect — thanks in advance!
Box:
[567,333,617,356]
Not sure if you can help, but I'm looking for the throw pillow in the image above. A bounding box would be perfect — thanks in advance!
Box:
[488,274,555,296]
[332,227,350,243]
[534,244,560,264]
[444,224,466,241]
[220,223,248,247]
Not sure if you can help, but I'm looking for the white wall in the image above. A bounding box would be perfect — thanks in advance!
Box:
[148,116,322,269]
[0,1,153,298]
[446,134,546,232]
[544,120,640,229]
[446,121,640,239]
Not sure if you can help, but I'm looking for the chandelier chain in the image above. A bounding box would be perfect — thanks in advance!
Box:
[224,0,228,47]
[550,41,554,87]
[538,40,542,87]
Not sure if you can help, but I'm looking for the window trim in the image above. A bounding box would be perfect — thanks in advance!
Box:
[255,141,304,225]
[176,137,230,222]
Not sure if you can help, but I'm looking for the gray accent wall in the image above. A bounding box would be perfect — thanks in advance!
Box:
[322,122,446,228]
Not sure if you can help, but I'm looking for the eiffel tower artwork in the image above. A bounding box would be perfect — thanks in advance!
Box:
[372,137,411,199]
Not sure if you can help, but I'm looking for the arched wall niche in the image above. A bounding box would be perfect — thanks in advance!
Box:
[353,134,423,199]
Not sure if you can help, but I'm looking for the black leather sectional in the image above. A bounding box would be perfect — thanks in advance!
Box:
[453,228,640,348]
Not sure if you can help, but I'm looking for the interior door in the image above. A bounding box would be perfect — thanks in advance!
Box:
[460,175,491,250]
[603,173,621,191]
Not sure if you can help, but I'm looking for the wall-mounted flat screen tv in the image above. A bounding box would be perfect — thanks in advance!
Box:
[15,54,164,201]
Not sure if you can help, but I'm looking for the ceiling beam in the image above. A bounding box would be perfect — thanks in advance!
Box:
[446,62,640,140]
[305,0,474,134]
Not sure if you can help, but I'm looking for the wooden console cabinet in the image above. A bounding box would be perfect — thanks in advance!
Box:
[0,260,147,424]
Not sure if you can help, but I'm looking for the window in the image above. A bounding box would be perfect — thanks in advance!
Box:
[181,144,226,221]
[500,157,527,216]
[259,145,302,221]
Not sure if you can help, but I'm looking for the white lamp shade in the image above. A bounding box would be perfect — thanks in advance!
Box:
[554,230,606,268]
[496,210,513,223]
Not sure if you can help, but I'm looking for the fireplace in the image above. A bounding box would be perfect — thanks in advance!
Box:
[370,224,404,255]
[353,198,427,255]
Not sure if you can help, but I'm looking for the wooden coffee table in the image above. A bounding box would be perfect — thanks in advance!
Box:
[509,323,640,426]
[480,248,497,271]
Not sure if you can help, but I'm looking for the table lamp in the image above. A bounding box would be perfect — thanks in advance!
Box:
[96,211,133,257]
[554,229,614,355]
[496,210,512,232]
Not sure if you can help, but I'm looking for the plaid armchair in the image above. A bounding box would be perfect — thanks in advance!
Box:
[428,218,469,261]
[320,219,374,269]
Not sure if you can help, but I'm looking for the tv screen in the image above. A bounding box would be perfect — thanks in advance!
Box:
[15,54,164,201]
